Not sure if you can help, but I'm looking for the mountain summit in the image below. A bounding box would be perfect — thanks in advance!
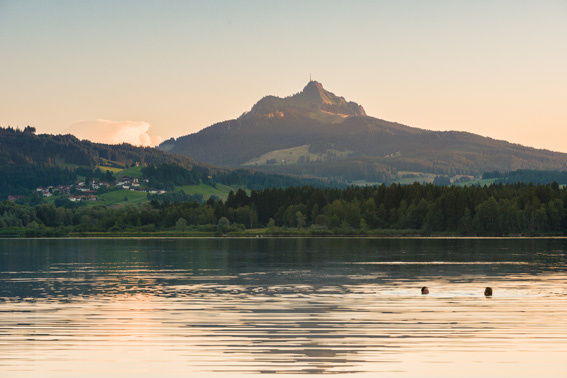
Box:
[160,81,567,183]
[244,81,366,119]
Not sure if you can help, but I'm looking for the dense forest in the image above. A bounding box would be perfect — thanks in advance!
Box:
[0,126,211,198]
[141,164,333,192]
[3,125,567,238]
[0,126,331,199]
[1,182,566,237]
[0,126,203,169]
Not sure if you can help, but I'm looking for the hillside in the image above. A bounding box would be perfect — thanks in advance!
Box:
[0,126,206,169]
[0,126,219,199]
[161,81,567,183]
[0,126,330,200]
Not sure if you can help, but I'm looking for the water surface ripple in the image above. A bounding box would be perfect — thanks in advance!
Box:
[0,238,565,377]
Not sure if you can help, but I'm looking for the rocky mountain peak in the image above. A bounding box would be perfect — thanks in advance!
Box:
[245,81,366,119]
[299,81,366,117]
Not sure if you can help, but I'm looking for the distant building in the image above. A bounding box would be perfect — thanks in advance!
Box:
[69,195,97,202]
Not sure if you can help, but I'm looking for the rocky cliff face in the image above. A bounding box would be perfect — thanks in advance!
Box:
[244,81,366,119]
[300,81,366,117]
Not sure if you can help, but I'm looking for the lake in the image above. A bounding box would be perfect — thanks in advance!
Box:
[0,238,566,377]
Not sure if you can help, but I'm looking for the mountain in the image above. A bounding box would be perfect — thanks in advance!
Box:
[161,81,567,183]
[243,80,366,119]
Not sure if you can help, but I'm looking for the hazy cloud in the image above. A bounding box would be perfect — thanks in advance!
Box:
[66,119,163,147]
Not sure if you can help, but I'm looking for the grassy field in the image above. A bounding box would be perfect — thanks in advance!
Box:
[175,182,238,200]
[116,165,144,178]
[243,144,352,166]
[350,180,384,186]
[96,165,123,173]
[455,178,497,187]
[394,171,437,184]
[94,164,145,178]
[90,189,148,207]
[350,172,489,187]
[350,172,437,186]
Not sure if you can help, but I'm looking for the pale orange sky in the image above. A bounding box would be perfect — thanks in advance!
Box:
[0,1,566,151]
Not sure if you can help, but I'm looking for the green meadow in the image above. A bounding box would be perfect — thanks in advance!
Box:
[96,165,123,174]
[88,189,147,207]
[116,165,144,178]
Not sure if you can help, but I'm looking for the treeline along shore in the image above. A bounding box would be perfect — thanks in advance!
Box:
[1,182,566,237]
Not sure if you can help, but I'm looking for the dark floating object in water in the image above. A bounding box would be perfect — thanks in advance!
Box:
[421,286,429,295]
[484,287,493,296]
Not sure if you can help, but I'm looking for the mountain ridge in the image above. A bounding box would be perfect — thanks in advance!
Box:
[161,81,567,183]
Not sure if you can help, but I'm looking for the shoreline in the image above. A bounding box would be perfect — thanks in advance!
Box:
[2,234,567,240]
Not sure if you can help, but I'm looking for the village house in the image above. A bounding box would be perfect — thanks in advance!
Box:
[28,175,147,203]
[69,195,97,202]
[54,185,72,194]
[35,187,53,197]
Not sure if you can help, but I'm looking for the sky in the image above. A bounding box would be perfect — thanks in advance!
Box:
[1,0,566,151]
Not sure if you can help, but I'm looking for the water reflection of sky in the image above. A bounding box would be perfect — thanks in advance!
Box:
[0,238,566,377]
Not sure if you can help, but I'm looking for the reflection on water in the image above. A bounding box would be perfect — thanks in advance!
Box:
[0,238,566,377]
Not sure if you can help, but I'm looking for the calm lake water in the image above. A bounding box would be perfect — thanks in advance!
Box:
[1,238,566,377]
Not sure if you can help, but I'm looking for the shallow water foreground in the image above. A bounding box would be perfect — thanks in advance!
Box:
[1,238,566,377]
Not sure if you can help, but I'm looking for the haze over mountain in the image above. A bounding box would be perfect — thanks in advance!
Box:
[161,81,567,183]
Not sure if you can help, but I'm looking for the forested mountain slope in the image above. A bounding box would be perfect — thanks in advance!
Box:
[0,126,329,199]
[162,81,567,182]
